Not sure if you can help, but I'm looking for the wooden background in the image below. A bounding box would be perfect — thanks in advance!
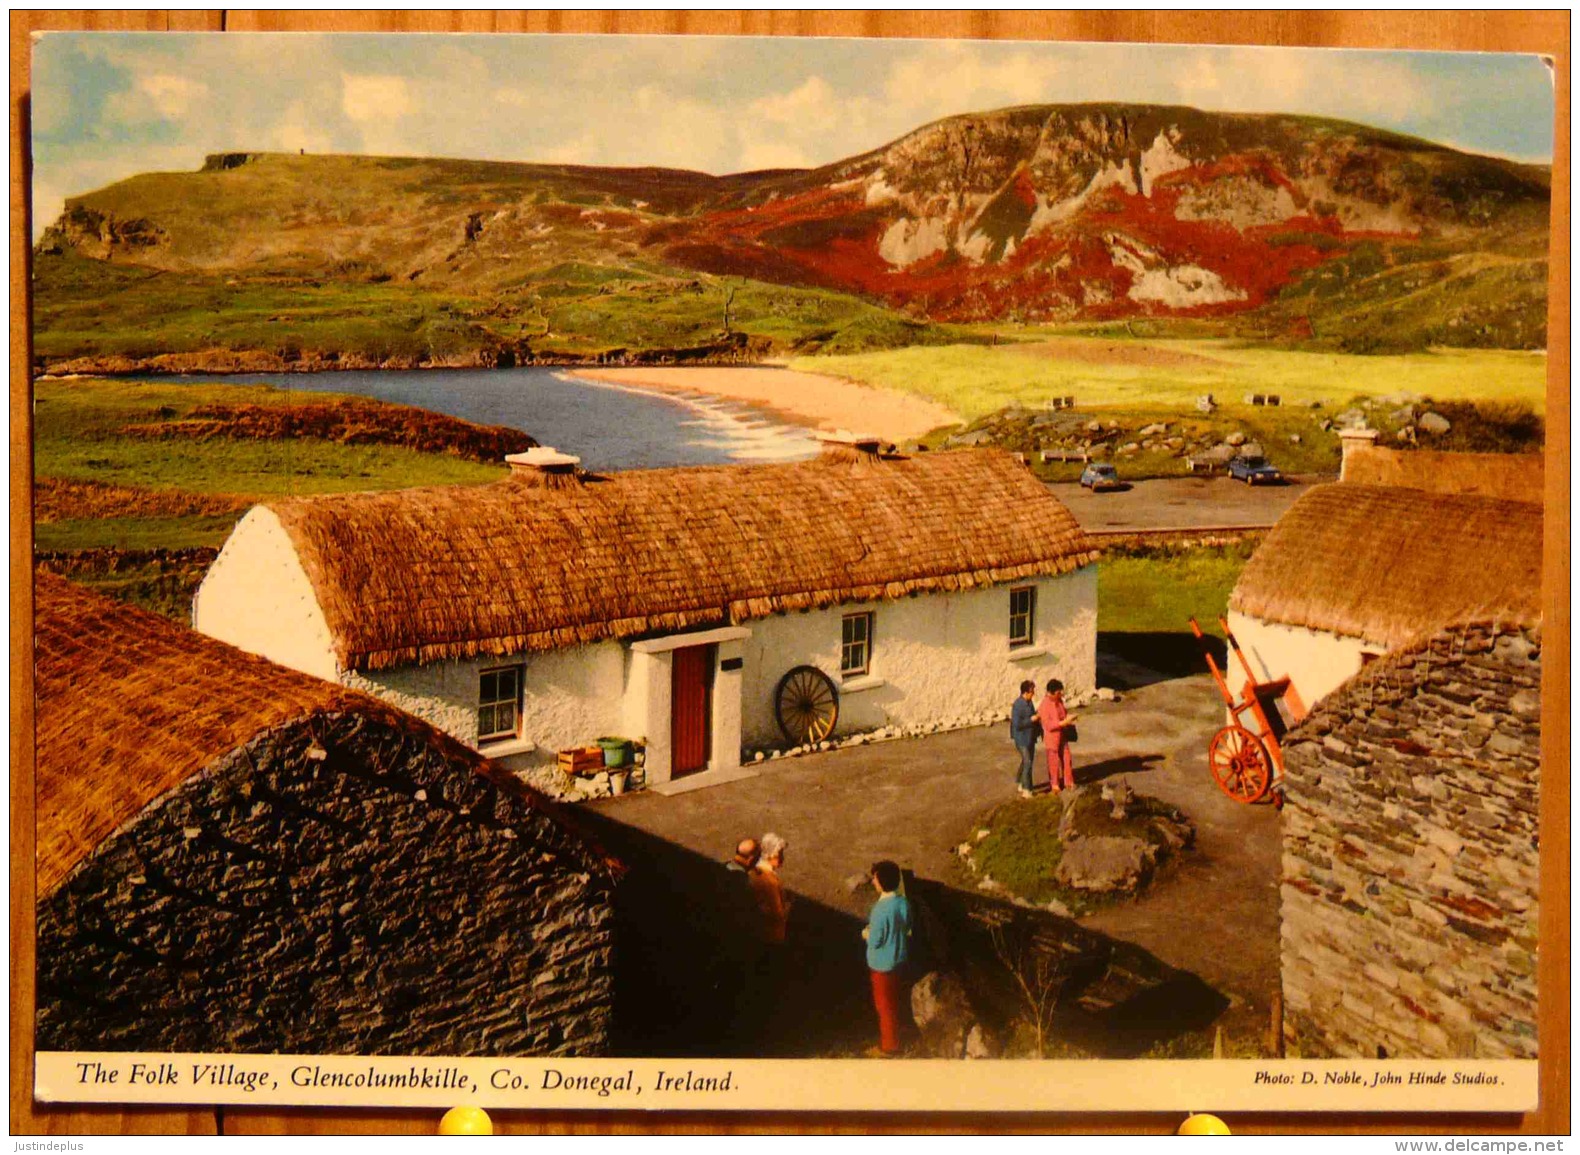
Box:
[9,9,1570,1136]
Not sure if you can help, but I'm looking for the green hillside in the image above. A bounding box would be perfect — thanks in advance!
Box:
[32,104,1551,372]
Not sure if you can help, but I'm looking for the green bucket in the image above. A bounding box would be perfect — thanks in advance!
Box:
[597,737,632,768]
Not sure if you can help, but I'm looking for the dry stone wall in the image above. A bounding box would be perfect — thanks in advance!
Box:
[37,710,615,1056]
[1280,623,1540,1058]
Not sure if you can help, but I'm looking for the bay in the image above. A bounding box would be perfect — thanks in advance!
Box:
[167,367,821,472]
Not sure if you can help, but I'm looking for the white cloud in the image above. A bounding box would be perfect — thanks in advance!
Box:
[751,75,837,125]
[269,101,337,155]
[738,140,814,171]
[536,133,600,165]
[103,71,211,125]
[139,74,208,118]
[341,74,412,123]
[1159,47,1430,124]
[883,44,1063,117]
[741,75,880,175]
[622,86,734,170]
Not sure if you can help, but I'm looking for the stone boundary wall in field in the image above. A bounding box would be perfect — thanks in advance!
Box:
[37,711,616,1056]
[1279,622,1540,1059]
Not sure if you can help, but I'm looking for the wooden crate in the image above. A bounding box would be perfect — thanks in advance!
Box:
[557,746,605,776]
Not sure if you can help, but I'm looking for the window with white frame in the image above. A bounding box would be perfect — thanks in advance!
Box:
[1009,586,1036,647]
[841,612,873,677]
[478,665,523,741]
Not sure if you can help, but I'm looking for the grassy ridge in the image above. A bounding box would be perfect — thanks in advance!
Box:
[35,378,508,553]
[33,252,973,365]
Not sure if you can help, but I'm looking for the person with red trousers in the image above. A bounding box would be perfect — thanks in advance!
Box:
[861,859,913,1057]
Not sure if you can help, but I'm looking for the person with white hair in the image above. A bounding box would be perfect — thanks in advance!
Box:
[749,832,792,947]
[746,832,793,1042]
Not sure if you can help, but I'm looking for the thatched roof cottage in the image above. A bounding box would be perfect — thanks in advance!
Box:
[35,572,618,1056]
[1230,442,1545,1059]
[194,443,1099,791]
[1226,480,1542,715]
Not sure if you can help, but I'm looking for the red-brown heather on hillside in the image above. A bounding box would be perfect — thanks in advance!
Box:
[37,104,1551,353]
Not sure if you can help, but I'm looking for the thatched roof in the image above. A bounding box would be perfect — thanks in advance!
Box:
[32,573,605,896]
[263,449,1098,672]
[1342,444,1544,504]
[1229,484,1542,647]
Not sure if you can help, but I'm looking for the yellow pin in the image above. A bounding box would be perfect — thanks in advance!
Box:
[438,1106,495,1135]
[1177,1113,1232,1135]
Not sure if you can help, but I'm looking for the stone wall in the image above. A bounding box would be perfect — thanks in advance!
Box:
[37,709,616,1056]
[1280,623,1540,1058]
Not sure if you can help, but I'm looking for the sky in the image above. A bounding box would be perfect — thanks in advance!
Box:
[29,32,1557,238]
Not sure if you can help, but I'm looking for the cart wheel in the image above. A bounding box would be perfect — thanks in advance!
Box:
[774,665,839,746]
[1209,725,1273,804]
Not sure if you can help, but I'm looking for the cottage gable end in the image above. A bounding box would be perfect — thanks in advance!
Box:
[194,505,339,681]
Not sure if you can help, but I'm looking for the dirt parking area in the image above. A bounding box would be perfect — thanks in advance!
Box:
[1052,475,1325,532]
[580,655,1282,1055]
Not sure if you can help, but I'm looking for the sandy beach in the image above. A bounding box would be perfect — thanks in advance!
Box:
[570,366,959,444]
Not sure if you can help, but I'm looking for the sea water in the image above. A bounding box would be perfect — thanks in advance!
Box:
[153,366,821,472]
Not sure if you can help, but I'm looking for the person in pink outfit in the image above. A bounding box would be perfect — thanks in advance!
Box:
[1037,679,1078,792]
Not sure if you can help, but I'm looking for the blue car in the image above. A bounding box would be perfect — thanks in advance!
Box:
[1079,463,1123,491]
[1229,454,1283,485]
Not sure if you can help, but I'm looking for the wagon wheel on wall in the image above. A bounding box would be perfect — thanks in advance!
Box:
[1208,724,1273,804]
[774,665,839,747]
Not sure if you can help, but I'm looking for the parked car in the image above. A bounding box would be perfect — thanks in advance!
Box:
[1079,463,1124,491]
[1229,454,1283,485]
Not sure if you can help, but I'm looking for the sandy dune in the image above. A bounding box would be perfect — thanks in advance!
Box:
[570,366,960,444]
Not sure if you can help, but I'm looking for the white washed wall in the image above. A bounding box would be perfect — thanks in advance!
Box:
[345,643,626,758]
[1226,610,1375,715]
[192,507,339,681]
[739,569,1096,750]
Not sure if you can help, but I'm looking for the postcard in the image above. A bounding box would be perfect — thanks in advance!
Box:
[23,30,1557,1116]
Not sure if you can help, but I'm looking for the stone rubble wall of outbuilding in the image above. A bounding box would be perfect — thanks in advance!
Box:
[37,710,616,1057]
[1279,623,1540,1059]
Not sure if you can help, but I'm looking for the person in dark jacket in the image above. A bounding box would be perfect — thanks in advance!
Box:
[718,837,761,1048]
[1010,680,1041,797]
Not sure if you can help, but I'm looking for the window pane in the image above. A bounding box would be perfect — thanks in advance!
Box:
[841,613,871,674]
[1010,587,1035,645]
[479,666,522,738]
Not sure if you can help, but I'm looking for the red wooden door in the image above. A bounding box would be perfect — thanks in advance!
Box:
[670,645,714,777]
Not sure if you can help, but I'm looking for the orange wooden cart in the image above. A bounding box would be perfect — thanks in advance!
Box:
[1190,616,1301,806]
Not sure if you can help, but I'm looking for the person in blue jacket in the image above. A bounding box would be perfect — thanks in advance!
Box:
[861,859,913,1057]
[1010,679,1041,797]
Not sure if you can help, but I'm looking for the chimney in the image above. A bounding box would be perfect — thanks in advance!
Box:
[1337,427,1378,483]
[505,446,583,488]
[816,429,888,465]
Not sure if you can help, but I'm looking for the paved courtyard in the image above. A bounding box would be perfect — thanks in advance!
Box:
[576,657,1282,1055]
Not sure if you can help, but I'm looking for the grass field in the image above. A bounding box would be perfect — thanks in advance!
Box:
[34,377,508,554]
[793,339,1549,423]
[1097,543,1255,639]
